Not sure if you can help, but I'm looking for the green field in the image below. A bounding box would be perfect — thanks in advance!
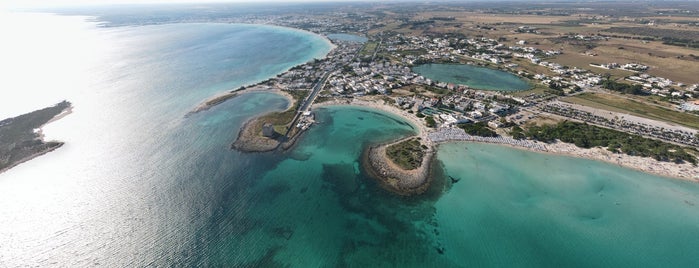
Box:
[359,41,379,56]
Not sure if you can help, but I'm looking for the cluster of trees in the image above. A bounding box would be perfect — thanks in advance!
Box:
[457,122,497,137]
[662,38,699,49]
[525,121,697,164]
[601,80,648,95]
[425,116,437,128]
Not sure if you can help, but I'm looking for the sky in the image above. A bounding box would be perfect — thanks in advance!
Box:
[2,0,360,9]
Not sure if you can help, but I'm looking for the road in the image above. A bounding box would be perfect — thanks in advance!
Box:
[300,72,330,112]
[284,72,331,138]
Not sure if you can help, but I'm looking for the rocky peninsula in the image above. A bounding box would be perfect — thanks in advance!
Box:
[363,137,435,196]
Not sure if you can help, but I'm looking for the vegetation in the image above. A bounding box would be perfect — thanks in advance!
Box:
[604,27,699,48]
[359,41,379,56]
[386,138,426,170]
[457,122,498,137]
[424,85,450,95]
[525,121,696,164]
[510,126,526,140]
[0,101,71,171]
[424,116,436,128]
[600,80,647,95]
[257,90,308,135]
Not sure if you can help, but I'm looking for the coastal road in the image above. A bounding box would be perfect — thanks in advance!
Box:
[284,72,331,138]
[300,72,330,112]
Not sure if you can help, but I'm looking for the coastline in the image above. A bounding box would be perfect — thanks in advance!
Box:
[231,116,280,153]
[228,88,298,153]
[314,97,437,195]
[188,26,335,116]
[313,97,430,140]
[428,128,699,182]
[0,142,64,174]
[316,97,699,184]
[184,19,697,191]
[247,23,338,53]
[363,137,435,196]
[532,141,699,182]
[0,102,73,174]
[190,85,295,115]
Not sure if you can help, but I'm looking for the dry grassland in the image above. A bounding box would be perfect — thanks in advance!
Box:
[564,93,699,129]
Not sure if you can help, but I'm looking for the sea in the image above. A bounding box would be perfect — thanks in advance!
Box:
[1,10,698,267]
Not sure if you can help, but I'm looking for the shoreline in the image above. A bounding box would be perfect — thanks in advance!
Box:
[530,141,699,182]
[183,18,697,189]
[317,97,699,184]
[314,97,437,195]
[231,116,281,153]
[188,25,336,116]
[0,102,73,174]
[363,137,435,196]
[229,88,299,153]
[228,91,697,195]
[0,143,64,174]
[428,127,699,182]
[189,85,295,115]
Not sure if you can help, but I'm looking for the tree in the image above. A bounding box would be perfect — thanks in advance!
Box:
[425,116,436,128]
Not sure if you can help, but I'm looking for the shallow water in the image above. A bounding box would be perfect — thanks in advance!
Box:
[435,142,699,267]
[413,63,531,91]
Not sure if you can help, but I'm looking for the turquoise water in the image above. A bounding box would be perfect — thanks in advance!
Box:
[2,11,699,267]
[327,33,368,43]
[413,63,531,91]
[436,142,699,267]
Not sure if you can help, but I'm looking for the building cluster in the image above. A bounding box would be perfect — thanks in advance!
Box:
[378,33,606,94]
[220,12,377,34]
[394,90,521,127]
[232,14,698,147]
[328,60,412,95]
[590,62,649,71]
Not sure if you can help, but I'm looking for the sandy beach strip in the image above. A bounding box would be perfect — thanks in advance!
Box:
[190,85,295,114]
[429,127,699,182]
[313,97,432,145]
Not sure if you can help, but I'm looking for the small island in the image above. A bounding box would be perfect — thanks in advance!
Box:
[364,137,434,196]
[0,101,72,173]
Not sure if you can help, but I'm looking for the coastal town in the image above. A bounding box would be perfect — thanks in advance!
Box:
[6,2,699,267]
[189,3,699,193]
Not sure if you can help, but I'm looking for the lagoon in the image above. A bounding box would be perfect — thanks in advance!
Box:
[413,63,531,91]
[327,33,368,43]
